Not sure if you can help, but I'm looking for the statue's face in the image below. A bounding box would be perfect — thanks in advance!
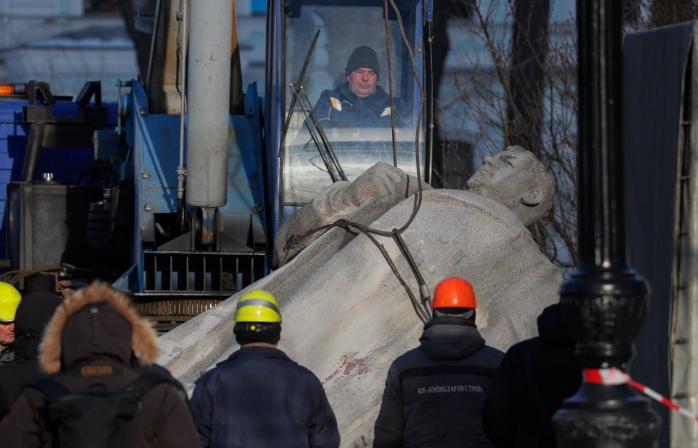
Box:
[467,148,535,202]
[466,147,552,225]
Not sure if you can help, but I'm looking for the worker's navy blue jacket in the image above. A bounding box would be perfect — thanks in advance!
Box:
[190,346,340,448]
[373,317,503,448]
[311,83,398,128]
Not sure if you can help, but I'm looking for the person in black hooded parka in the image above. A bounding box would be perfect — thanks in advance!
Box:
[0,283,199,448]
[0,292,62,418]
[373,278,503,448]
[481,303,582,448]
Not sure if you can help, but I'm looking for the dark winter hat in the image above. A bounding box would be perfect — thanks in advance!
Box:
[345,46,380,76]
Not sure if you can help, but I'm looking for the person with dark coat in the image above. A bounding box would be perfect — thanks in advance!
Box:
[0,292,62,417]
[0,282,22,366]
[373,277,503,448]
[481,303,582,448]
[312,46,397,128]
[0,282,199,448]
[191,289,339,448]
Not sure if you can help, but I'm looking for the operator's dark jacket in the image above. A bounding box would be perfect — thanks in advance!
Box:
[312,82,396,128]
[373,316,503,448]
[191,346,339,448]
[0,345,13,366]
[0,293,62,417]
[481,303,582,448]
[0,283,199,448]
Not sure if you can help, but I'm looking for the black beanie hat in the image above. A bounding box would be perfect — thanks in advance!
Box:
[345,46,380,76]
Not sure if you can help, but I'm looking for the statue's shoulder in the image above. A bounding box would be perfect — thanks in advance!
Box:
[423,189,525,228]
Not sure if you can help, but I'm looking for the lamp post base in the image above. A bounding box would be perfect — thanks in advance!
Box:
[554,383,660,447]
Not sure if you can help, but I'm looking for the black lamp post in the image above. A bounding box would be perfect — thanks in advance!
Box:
[553,1,660,446]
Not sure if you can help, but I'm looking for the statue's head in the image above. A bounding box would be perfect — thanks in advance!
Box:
[466,146,554,225]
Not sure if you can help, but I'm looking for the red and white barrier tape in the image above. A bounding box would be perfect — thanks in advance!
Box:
[584,368,698,423]
[583,368,629,386]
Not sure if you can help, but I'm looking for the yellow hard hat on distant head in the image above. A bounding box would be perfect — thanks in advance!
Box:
[0,282,21,323]
[234,289,282,324]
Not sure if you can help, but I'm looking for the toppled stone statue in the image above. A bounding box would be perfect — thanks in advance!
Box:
[274,162,429,266]
[158,146,562,447]
[275,146,560,444]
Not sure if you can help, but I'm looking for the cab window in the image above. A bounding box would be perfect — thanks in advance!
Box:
[281,0,425,205]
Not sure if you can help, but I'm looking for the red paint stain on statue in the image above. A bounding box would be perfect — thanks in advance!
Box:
[323,352,371,384]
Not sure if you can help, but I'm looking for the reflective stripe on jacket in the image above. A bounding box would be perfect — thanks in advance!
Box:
[311,83,397,128]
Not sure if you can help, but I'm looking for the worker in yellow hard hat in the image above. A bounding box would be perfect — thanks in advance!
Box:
[190,289,340,447]
[231,288,283,345]
[0,282,22,365]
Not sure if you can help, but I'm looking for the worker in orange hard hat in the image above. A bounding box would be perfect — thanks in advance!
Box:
[431,276,478,317]
[374,277,503,448]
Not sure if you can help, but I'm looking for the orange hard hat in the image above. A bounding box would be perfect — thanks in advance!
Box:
[432,277,477,309]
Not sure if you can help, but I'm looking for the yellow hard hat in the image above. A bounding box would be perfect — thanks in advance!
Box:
[234,289,282,324]
[0,282,21,323]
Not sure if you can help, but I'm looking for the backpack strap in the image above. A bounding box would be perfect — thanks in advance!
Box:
[29,366,187,404]
[28,376,71,401]
[123,366,188,403]
[122,365,191,438]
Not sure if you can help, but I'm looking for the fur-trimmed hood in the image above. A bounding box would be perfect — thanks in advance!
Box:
[39,282,159,374]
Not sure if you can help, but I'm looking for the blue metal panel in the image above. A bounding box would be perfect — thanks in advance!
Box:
[129,84,267,236]
[130,83,179,243]
[128,81,175,292]
[0,102,26,260]
[135,115,181,217]
[126,80,269,293]
[222,83,266,219]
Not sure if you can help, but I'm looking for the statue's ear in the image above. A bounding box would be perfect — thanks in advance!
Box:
[521,188,543,206]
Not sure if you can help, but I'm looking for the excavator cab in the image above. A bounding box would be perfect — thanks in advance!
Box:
[266,0,432,233]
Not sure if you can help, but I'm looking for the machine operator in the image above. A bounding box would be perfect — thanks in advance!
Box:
[312,46,399,128]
